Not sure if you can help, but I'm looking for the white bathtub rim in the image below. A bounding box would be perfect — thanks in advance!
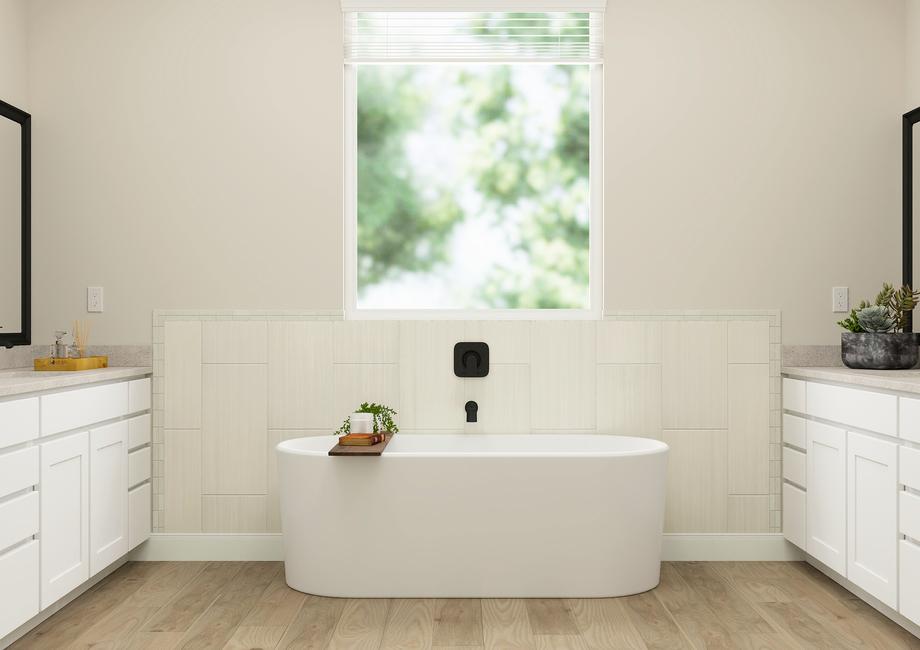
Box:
[276,433,669,458]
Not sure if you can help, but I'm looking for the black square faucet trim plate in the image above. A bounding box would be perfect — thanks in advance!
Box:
[454,342,489,377]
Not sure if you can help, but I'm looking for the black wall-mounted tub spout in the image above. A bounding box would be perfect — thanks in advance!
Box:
[465,401,478,423]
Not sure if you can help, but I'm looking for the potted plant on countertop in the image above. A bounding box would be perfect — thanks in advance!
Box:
[838,282,920,369]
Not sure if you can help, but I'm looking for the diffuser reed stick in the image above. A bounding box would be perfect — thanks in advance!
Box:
[73,320,91,358]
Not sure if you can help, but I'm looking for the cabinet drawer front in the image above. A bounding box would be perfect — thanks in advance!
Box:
[901,540,920,626]
[128,414,151,450]
[0,446,38,499]
[783,378,806,413]
[783,482,806,550]
[806,381,896,435]
[901,445,920,491]
[128,447,151,487]
[41,382,129,435]
[0,397,39,450]
[0,540,39,638]
[901,490,920,540]
[783,447,806,487]
[128,483,151,551]
[783,413,806,449]
[900,397,920,444]
[128,378,151,414]
[0,491,39,551]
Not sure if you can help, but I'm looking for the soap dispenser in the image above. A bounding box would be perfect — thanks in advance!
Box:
[52,331,68,359]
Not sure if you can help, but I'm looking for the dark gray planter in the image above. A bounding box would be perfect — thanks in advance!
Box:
[841,332,919,369]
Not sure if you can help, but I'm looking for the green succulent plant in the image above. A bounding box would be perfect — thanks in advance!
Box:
[855,305,894,332]
[837,283,920,333]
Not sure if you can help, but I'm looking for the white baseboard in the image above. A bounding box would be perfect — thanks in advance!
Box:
[130,533,802,562]
[129,534,285,561]
[662,534,804,561]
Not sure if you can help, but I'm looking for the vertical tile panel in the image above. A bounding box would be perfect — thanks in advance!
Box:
[164,321,201,429]
[463,321,532,364]
[202,321,268,363]
[164,429,202,532]
[202,364,268,495]
[334,321,399,363]
[727,495,771,532]
[661,429,727,532]
[399,321,466,430]
[531,321,597,430]
[202,496,268,533]
[662,321,727,429]
[333,364,400,428]
[727,321,769,364]
[268,321,334,429]
[596,365,661,438]
[464,365,531,433]
[597,321,661,364]
[727,364,770,495]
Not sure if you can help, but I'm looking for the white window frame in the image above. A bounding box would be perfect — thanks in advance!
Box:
[343,14,604,321]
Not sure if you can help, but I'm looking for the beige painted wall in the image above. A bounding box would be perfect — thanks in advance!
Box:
[910,0,920,108]
[0,0,27,336]
[24,0,907,345]
[0,0,28,107]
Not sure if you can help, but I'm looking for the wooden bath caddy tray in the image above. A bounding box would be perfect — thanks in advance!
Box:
[329,432,394,456]
[34,356,108,371]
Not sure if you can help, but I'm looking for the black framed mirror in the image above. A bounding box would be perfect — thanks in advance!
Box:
[0,99,30,348]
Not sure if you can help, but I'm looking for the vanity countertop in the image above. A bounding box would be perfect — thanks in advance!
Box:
[783,366,920,395]
[0,366,152,398]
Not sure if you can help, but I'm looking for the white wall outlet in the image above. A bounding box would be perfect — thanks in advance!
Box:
[87,286,104,313]
[832,286,849,313]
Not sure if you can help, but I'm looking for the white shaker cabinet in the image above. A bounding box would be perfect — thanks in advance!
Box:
[40,431,90,609]
[806,420,847,575]
[90,421,129,576]
[846,432,898,607]
[783,372,920,632]
[0,371,152,646]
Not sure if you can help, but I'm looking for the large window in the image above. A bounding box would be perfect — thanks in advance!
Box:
[344,8,604,316]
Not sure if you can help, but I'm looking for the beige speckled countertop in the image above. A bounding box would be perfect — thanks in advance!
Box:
[0,366,152,399]
[783,366,920,395]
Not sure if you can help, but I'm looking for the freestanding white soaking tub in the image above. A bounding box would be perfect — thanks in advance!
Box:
[277,434,668,598]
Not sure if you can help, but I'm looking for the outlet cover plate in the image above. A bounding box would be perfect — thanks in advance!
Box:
[87,286,104,313]
[832,287,848,313]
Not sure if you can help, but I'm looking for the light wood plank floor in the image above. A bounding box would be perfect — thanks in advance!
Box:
[11,561,920,649]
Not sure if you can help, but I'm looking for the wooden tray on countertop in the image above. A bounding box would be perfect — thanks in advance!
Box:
[34,356,108,371]
[329,432,394,456]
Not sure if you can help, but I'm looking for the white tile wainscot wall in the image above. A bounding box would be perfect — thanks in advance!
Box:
[150,310,782,540]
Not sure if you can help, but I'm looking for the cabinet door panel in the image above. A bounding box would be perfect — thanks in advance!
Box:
[806,420,846,574]
[847,432,897,607]
[40,432,90,609]
[90,421,128,576]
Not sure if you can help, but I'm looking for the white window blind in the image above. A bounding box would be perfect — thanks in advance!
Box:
[344,11,604,63]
